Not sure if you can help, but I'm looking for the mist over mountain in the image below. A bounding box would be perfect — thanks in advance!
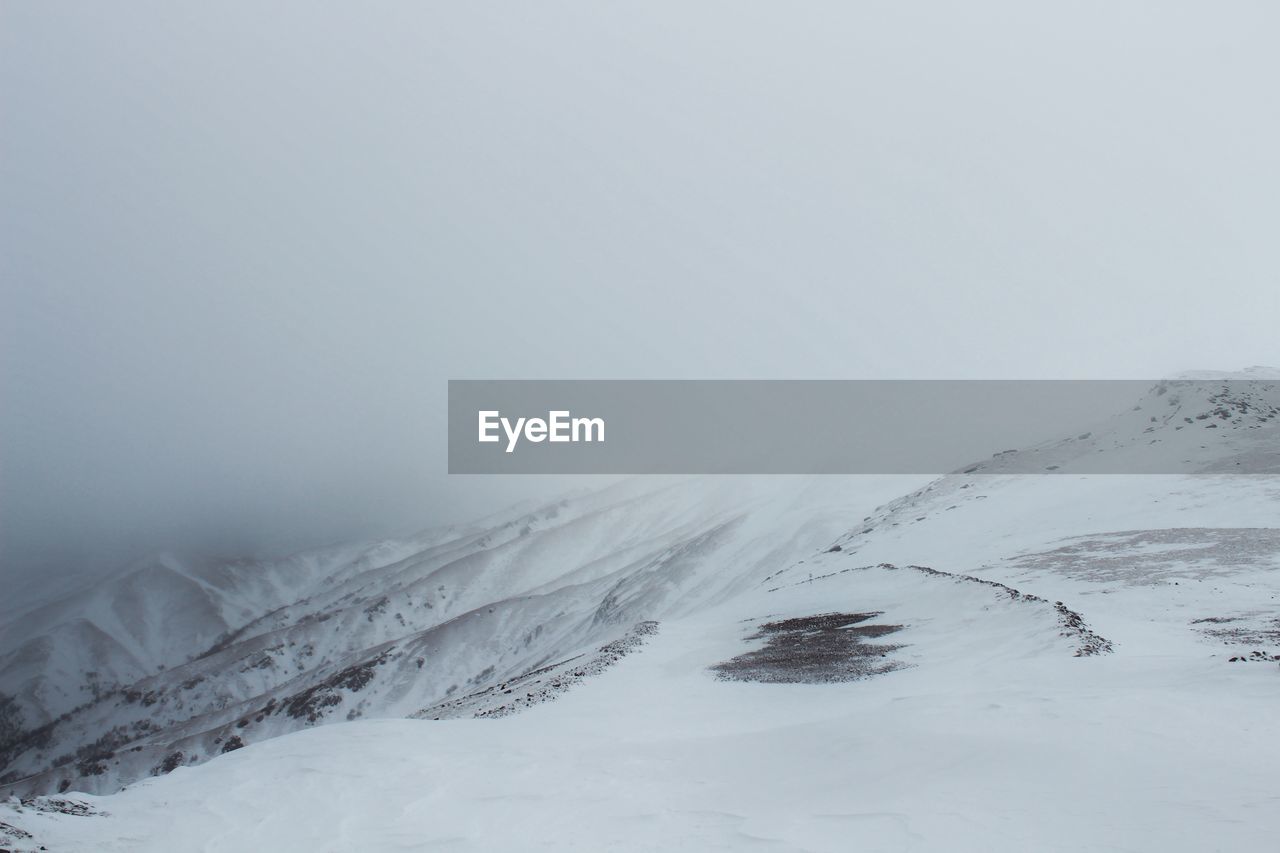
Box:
[2,376,1278,851]
[5,3,1280,850]
[5,2,1280,595]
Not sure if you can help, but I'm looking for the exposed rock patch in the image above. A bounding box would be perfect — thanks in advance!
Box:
[767,562,1113,657]
[416,621,659,720]
[711,613,906,684]
[1007,528,1280,585]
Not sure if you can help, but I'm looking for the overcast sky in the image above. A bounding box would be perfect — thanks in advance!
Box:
[3,2,1279,588]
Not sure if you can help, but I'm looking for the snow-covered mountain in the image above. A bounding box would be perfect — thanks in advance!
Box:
[2,376,1279,852]
[957,377,1280,475]
[0,474,927,797]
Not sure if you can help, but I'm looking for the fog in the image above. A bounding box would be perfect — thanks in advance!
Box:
[3,2,1279,590]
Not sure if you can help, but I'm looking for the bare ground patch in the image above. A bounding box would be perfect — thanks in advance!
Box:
[1006,528,1280,584]
[1191,613,1280,663]
[711,613,906,684]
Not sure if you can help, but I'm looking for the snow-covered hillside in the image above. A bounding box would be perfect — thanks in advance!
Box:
[2,377,1279,851]
[0,474,926,797]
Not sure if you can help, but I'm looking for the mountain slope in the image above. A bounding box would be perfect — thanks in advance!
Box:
[2,377,1279,851]
[1,476,923,794]
[5,464,1278,851]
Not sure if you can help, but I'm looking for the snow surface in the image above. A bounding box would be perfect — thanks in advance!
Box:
[3,378,1280,851]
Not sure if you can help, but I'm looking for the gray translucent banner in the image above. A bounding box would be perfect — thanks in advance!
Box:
[448,379,1280,475]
